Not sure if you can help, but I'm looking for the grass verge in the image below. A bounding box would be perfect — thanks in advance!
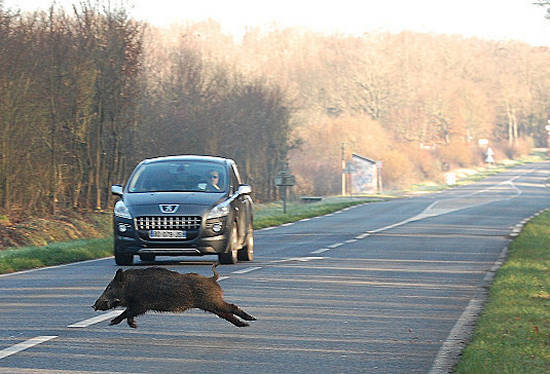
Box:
[0,197,376,274]
[0,238,113,274]
[455,210,550,373]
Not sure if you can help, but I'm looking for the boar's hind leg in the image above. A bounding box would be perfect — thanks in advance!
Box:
[204,302,256,327]
[216,312,250,327]
[232,305,256,321]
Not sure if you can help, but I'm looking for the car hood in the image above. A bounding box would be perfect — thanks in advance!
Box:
[123,192,226,217]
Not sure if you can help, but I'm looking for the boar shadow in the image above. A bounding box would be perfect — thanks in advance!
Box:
[92,264,256,328]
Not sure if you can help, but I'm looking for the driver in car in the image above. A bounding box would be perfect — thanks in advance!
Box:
[206,170,222,191]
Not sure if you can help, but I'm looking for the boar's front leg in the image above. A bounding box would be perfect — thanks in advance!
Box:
[110,309,128,326]
[110,307,143,328]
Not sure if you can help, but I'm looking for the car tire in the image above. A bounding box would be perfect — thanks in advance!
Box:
[238,223,254,261]
[114,241,134,266]
[218,224,238,264]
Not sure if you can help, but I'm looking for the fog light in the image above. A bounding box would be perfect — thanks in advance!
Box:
[118,223,128,233]
[212,223,222,233]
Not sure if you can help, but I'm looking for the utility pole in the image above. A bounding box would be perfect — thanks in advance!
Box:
[341,143,346,196]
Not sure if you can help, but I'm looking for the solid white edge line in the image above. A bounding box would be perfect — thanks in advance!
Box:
[429,299,484,374]
[0,257,111,278]
[0,336,57,360]
[67,310,122,328]
[430,245,510,373]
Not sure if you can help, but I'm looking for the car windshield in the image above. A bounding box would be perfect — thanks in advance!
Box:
[127,160,227,193]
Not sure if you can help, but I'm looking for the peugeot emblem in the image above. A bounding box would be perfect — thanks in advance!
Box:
[159,204,179,214]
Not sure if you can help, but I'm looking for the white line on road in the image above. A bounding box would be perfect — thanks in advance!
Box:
[231,267,262,274]
[310,248,330,254]
[271,257,326,263]
[0,336,57,360]
[345,239,357,244]
[328,242,344,248]
[355,233,370,239]
[429,299,484,374]
[68,310,122,328]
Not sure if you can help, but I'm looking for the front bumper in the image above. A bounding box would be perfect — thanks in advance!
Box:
[114,216,229,256]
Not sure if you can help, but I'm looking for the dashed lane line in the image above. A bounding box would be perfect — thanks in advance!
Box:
[0,336,57,360]
[231,266,262,274]
[68,310,122,328]
[310,248,330,254]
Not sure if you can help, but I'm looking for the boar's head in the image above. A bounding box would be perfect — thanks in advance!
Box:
[93,269,126,311]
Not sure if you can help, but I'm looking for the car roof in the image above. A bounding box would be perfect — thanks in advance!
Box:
[141,155,233,165]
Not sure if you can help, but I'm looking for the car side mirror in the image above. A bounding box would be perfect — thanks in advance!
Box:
[237,184,251,195]
[112,185,123,196]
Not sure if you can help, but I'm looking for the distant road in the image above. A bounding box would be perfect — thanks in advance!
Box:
[0,162,548,373]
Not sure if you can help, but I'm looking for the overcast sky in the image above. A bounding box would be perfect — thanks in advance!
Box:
[4,0,550,46]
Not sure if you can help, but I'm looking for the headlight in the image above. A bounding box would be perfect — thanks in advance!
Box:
[207,201,230,219]
[114,200,132,219]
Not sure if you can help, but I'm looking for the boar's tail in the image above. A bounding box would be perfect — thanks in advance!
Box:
[211,263,219,281]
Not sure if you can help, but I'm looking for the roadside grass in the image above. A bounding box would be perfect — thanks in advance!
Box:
[0,196,377,274]
[455,210,550,373]
[0,238,112,274]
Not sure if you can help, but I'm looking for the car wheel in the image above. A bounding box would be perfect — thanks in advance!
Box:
[238,223,254,261]
[218,224,238,264]
[114,241,133,266]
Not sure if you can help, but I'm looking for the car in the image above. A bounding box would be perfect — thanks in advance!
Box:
[111,155,254,265]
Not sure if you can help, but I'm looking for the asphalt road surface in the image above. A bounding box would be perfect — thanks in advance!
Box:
[0,162,549,374]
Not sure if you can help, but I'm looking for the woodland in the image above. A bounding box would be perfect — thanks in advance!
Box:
[1,1,550,217]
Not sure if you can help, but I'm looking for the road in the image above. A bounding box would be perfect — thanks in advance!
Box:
[0,162,548,373]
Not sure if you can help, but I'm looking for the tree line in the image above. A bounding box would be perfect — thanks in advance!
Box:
[2,1,550,215]
[0,3,291,216]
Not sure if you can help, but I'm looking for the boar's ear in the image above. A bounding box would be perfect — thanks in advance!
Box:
[114,268,125,283]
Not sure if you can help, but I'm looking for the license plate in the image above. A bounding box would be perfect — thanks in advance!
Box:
[149,230,186,239]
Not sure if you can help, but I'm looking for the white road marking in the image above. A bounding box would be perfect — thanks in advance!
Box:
[310,248,330,254]
[281,222,294,227]
[68,310,122,328]
[328,243,343,248]
[271,257,326,263]
[217,276,229,281]
[0,336,57,360]
[345,239,357,244]
[429,299,484,374]
[355,233,370,239]
[231,266,262,274]
[0,257,111,278]
[259,227,275,231]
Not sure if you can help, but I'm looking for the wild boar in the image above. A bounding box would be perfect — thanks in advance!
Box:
[92,264,256,328]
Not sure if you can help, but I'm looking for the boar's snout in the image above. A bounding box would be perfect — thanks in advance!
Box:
[93,297,120,311]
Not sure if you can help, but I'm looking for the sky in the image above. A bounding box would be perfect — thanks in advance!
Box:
[3,0,550,46]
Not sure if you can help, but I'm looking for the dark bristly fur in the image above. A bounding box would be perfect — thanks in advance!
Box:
[92,264,256,328]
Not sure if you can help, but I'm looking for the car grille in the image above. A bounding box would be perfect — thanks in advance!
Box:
[135,216,202,230]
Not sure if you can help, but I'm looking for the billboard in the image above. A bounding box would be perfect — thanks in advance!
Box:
[350,153,378,194]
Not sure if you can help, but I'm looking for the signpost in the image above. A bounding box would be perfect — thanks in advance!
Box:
[275,166,295,213]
